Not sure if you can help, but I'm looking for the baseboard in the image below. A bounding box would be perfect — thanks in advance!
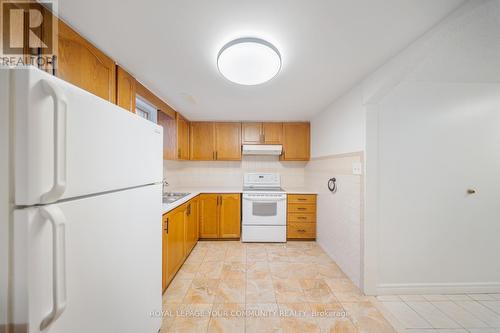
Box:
[376,282,500,295]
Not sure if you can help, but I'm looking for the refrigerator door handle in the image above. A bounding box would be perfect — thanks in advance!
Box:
[40,79,68,204]
[39,205,67,330]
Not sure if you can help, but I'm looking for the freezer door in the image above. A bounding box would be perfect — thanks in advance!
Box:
[11,67,163,206]
[12,184,162,333]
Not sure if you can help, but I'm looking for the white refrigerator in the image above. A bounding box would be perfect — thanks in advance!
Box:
[0,67,163,333]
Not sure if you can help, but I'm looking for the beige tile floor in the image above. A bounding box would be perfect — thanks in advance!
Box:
[160,240,396,333]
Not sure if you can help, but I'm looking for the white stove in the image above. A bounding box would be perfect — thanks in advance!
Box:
[242,173,287,242]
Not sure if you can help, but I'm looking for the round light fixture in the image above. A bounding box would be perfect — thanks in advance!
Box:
[217,37,281,85]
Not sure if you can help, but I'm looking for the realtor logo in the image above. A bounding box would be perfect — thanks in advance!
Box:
[1,0,56,67]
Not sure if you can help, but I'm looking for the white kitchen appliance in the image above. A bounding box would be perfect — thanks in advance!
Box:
[0,67,163,333]
[242,173,287,242]
[242,144,282,156]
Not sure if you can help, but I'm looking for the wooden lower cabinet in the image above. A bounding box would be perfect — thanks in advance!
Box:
[163,204,186,290]
[185,198,199,255]
[162,196,201,291]
[199,193,241,239]
[219,194,241,238]
[287,194,317,240]
[199,194,219,238]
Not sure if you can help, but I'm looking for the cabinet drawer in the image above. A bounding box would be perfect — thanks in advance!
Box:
[288,204,316,214]
[287,222,316,239]
[288,194,316,204]
[288,213,315,223]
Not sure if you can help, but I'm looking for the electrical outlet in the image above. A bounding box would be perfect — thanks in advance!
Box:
[352,162,362,175]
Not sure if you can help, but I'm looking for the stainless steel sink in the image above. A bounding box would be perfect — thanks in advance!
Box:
[162,192,190,204]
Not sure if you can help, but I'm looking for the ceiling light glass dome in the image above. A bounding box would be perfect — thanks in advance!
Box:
[217,38,282,85]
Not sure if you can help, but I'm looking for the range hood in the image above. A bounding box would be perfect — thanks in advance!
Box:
[242,144,283,156]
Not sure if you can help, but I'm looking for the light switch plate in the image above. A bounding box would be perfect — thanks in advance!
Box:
[352,162,362,175]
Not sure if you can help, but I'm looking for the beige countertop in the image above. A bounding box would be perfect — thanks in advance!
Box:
[162,187,318,214]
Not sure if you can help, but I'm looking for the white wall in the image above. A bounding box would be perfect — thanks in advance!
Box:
[305,155,363,287]
[308,21,367,290]
[309,0,500,294]
[311,86,365,157]
[364,0,500,294]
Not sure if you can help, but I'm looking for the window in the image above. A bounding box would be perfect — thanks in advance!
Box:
[135,96,158,123]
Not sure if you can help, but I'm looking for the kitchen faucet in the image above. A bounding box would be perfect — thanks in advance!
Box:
[162,178,169,194]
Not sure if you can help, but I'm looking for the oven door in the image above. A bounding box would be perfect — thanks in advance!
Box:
[242,194,287,226]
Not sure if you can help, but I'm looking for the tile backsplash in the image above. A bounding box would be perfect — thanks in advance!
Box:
[163,156,307,188]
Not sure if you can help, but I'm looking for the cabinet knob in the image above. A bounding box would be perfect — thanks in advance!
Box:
[467,189,476,194]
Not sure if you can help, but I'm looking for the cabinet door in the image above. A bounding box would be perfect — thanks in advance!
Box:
[116,66,136,112]
[263,123,283,144]
[162,214,168,291]
[184,199,198,255]
[282,122,310,161]
[190,122,215,160]
[157,111,177,160]
[215,122,241,160]
[193,198,199,242]
[165,205,185,286]
[177,115,190,160]
[199,194,219,238]
[242,122,263,144]
[219,194,241,238]
[56,20,116,102]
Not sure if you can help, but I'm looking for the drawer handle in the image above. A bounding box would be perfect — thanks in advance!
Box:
[297,208,306,211]
[298,217,306,220]
[297,198,307,201]
[298,229,306,232]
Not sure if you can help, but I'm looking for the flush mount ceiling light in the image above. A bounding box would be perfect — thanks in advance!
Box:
[217,37,281,85]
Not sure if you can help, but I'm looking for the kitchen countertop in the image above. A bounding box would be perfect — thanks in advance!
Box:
[161,187,318,214]
[284,187,318,195]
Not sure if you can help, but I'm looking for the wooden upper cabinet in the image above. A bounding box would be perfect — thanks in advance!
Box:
[115,66,136,112]
[219,194,241,238]
[263,123,283,144]
[156,109,190,160]
[242,123,263,144]
[177,114,190,160]
[157,111,176,160]
[215,122,241,160]
[242,122,283,144]
[190,122,215,160]
[56,20,116,103]
[282,122,310,161]
[199,194,219,238]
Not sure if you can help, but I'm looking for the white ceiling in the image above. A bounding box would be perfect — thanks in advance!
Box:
[58,0,464,121]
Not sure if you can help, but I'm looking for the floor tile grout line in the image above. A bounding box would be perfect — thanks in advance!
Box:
[453,300,495,328]
[404,298,462,330]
